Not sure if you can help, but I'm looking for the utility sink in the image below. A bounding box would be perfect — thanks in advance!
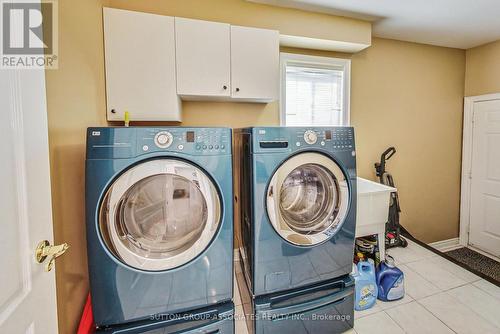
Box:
[356,177,396,259]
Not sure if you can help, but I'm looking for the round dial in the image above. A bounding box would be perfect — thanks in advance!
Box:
[154,131,173,148]
[303,130,318,145]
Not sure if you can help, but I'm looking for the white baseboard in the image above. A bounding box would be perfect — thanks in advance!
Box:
[429,238,462,252]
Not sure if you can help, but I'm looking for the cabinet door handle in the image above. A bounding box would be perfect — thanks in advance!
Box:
[223,85,228,90]
[236,87,240,92]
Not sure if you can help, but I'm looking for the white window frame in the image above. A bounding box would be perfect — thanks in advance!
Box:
[280,52,351,126]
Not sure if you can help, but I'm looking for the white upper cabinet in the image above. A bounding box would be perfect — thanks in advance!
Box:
[175,18,231,98]
[231,26,279,102]
[103,10,280,120]
[103,8,181,121]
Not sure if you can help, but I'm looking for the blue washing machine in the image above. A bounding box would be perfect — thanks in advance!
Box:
[85,127,233,330]
[234,127,357,296]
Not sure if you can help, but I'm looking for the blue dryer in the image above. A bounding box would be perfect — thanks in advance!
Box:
[85,127,233,329]
[234,127,357,296]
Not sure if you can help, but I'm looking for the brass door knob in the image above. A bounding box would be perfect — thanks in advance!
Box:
[35,240,69,272]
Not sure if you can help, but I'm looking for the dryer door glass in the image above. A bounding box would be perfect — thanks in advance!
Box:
[99,159,221,271]
[280,164,337,232]
[267,152,349,246]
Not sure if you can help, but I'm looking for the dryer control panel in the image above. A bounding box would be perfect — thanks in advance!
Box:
[328,128,354,150]
[251,127,355,154]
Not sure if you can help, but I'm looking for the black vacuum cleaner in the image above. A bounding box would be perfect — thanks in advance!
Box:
[375,147,408,248]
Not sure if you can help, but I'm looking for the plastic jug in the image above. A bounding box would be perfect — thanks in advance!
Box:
[376,255,405,301]
[353,259,378,311]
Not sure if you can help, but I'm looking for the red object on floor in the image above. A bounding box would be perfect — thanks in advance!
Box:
[77,293,95,334]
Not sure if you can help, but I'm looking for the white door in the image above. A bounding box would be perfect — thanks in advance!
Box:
[103,8,181,122]
[230,25,279,102]
[175,17,231,98]
[0,70,59,331]
[469,99,500,257]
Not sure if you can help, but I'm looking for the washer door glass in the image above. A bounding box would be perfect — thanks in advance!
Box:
[100,159,221,271]
[267,153,349,246]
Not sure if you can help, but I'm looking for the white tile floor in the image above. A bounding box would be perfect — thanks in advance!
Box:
[233,239,500,333]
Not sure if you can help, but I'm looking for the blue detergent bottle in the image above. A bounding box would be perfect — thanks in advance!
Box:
[376,255,405,301]
[353,259,378,311]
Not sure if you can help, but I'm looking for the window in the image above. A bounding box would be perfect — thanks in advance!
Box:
[280,53,350,126]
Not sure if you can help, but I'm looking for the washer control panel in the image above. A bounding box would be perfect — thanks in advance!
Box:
[87,127,231,159]
[139,128,230,155]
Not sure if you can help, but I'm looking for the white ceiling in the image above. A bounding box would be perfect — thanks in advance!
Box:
[250,0,500,49]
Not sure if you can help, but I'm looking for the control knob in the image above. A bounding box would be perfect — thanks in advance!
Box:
[154,131,173,148]
[303,130,318,145]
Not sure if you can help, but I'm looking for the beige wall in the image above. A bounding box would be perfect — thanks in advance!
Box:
[350,38,465,242]
[45,1,465,333]
[231,40,465,244]
[45,1,106,333]
[465,40,500,96]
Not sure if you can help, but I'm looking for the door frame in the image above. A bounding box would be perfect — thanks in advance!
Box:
[459,93,500,248]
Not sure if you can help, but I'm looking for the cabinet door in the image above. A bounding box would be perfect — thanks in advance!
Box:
[175,18,231,98]
[103,8,180,121]
[231,26,279,102]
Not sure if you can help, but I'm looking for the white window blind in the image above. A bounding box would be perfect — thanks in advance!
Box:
[281,54,350,126]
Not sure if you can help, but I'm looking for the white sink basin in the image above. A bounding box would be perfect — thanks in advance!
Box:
[356,177,396,234]
[355,177,396,260]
